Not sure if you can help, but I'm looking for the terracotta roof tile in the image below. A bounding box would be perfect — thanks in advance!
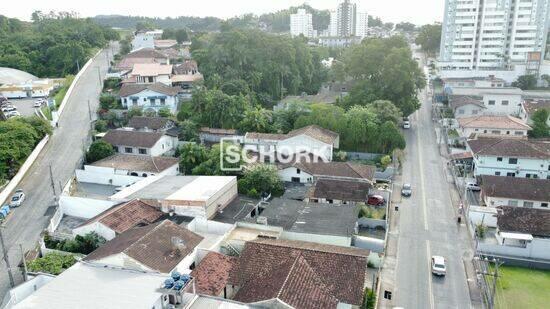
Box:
[127,116,173,131]
[468,137,550,159]
[309,178,371,202]
[458,115,531,130]
[131,63,172,76]
[90,154,179,173]
[497,206,550,237]
[119,82,179,97]
[481,175,550,202]
[102,129,164,148]
[296,162,375,181]
[191,252,237,296]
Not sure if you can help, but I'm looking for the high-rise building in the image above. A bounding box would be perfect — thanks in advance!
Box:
[439,0,550,71]
[290,9,314,38]
[356,11,369,38]
[337,0,357,37]
[329,10,338,36]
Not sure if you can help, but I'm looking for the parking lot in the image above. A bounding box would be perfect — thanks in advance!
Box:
[3,98,41,117]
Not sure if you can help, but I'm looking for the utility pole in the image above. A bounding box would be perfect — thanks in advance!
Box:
[49,164,56,197]
[87,99,92,121]
[0,227,15,287]
[96,66,102,86]
[76,60,80,73]
[19,244,27,282]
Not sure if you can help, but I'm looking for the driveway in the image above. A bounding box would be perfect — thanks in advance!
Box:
[0,42,118,298]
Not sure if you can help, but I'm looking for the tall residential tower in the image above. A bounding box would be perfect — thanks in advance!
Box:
[336,0,357,37]
[290,9,314,38]
[439,0,550,70]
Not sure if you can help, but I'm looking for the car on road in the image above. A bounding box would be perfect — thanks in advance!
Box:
[33,99,46,107]
[402,116,411,129]
[367,195,386,206]
[466,182,481,191]
[401,183,412,197]
[9,189,25,207]
[431,255,446,276]
[6,110,21,118]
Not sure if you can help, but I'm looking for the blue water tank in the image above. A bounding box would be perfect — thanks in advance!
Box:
[174,280,186,290]
[164,278,175,289]
[180,274,190,283]
[171,271,181,281]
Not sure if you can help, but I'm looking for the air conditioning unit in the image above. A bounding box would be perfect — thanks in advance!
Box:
[256,216,267,225]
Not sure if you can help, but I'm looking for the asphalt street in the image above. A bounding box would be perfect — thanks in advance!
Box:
[391,52,473,308]
[0,43,117,299]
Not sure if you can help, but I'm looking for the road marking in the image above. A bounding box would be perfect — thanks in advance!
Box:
[426,240,435,309]
[415,110,429,231]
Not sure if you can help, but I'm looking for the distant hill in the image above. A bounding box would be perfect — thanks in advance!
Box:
[92,15,222,32]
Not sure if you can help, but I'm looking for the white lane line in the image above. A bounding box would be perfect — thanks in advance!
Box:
[426,240,435,309]
[415,110,429,231]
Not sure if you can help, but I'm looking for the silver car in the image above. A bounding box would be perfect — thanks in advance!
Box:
[9,189,25,207]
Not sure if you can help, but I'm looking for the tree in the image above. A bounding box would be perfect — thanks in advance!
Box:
[86,140,114,163]
[99,94,117,110]
[192,143,243,176]
[158,107,171,118]
[190,88,251,129]
[136,21,155,31]
[364,100,403,125]
[529,109,550,138]
[126,107,143,120]
[179,143,208,174]
[94,120,108,132]
[395,22,417,33]
[377,121,406,153]
[415,24,442,56]
[380,155,392,168]
[0,119,40,180]
[27,253,76,275]
[238,164,284,197]
[175,29,189,43]
[512,75,538,90]
[16,116,52,138]
[178,119,199,142]
[239,106,273,133]
[272,100,311,133]
[342,106,378,151]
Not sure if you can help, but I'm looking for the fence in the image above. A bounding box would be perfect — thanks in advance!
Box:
[346,152,382,161]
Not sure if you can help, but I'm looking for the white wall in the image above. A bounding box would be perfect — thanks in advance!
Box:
[468,206,498,228]
[121,89,178,114]
[277,167,313,183]
[59,196,117,218]
[279,135,333,162]
[474,155,549,179]
[131,33,155,50]
[454,104,485,118]
[482,93,522,116]
[460,126,528,138]
[205,179,238,219]
[282,231,351,247]
[478,237,550,261]
[1,275,55,309]
[73,221,117,240]
[76,168,142,186]
[114,135,174,157]
[485,196,549,210]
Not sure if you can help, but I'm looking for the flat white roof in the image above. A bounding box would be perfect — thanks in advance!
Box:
[167,176,234,201]
[500,232,533,241]
[14,262,165,309]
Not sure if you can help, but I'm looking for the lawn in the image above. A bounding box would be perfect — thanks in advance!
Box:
[494,265,550,309]
[53,75,75,108]
[359,204,386,220]
[41,105,52,120]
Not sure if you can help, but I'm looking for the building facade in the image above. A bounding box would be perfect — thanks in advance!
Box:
[336,0,357,37]
[355,11,369,38]
[290,9,314,38]
[439,0,550,70]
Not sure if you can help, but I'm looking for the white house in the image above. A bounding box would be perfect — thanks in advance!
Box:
[131,29,163,51]
[126,63,173,85]
[449,95,486,118]
[244,125,339,162]
[277,161,375,184]
[110,175,238,219]
[442,77,506,89]
[457,115,531,138]
[468,137,550,179]
[481,175,549,210]
[120,83,180,114]
[102,129,175,157]
[449,87,524,116]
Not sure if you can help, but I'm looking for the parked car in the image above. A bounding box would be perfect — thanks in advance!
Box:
[9,189,25,207]
[33,99,45,107]
[401,183,412,197]
[431,255,446,276]
[1,106,16,113]
[6,111,21,118]
[466,182,481,191]
[402,116,411,129]
[367,195,386,206]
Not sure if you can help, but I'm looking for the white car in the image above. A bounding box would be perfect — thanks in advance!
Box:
[1,106,16,113]
[9,189,25,207]
[466,182,481,191]
[431,255,446,276]
[6,111,21,118]
[403,121,411,129]
[33,100,45,107]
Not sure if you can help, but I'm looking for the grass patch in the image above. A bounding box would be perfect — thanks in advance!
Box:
[494,265,550,309]
[359,204,386,220]
[53,75,75,108]
[41,105,52,120]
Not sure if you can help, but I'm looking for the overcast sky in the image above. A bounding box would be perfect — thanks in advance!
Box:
[2,0,443,25]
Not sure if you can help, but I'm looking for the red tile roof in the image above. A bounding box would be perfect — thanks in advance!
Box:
[191,252,237,296]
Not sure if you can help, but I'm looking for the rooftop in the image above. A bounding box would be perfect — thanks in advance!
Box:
[131,63,173,76]
[522,98,550,116]
[84,220,203,273]
[190,252,237,296]
[468,137,550,159]
[125,48,168,59]
[229,238,369,308]
[457,115,531,130]
[0,67,38,85]
[114,57,159,71]
[481,176,550,203]
[497,206,550,237]
[294,161,376,181]
[89,154,179,173]
[127,116,174,131]
[13,262,164,309]
[309,178,371,202]
[246,125,339,145]
[119,82,180,97]
[102,129,164,148]
[449,95,485,110]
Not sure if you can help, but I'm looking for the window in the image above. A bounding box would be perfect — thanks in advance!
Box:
[542,203,548,208]
[138,148,147,155]
[501,100,509,106]
[125,147,133,153]
[296,168,301,174]
[506,172,516,177]
[150,98,156,104]
[497,157,503,162]
[160,98,166,105]
[523,201,533,208]
[488,100,496,105]
[495,171,501,176]
[508,158,518,164]
[514,131,524,135]
[508,200,518,206]
[458,109,465,114]
[123,98,127,103]
[491,130,500,134]
[113,146,119,153]
[472,109,479,115]
[143,98,147,102]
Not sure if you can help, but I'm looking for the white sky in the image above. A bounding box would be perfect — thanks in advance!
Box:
[2,0,443,25]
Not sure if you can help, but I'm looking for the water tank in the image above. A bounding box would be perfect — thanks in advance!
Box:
[171,271,181,281]
[174,280,185,290]
[180,274,190,283]
[164,278,175,289]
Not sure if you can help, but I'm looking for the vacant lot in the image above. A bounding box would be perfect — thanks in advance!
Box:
[495,265,550,309]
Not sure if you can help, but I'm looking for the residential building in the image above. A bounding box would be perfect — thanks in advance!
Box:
[476,206,550,262]
[457,115,531,137]
[448,87,524,116]
[329,10,338,36]
[442,76,507,88]
[114,48,169,72]
[119,83,180,114]
[73,199,164,240]
[439,0,550,71]
[355,11,369,38]
[318,36,362,48]
[306,178,371,205]
[127,116,177,133]
[468,137,550,178]
[75,154,179,186]
[83,220,203,273]
[131,29,163,51]
[450,95,487,117]
[481,175,550,209]
[278,161,375,184]
[290,9,314,38]
[199,127,243,145]
[127,63,173,85]
[102,129,175,156]
[244,125,339,162]
[519,98,550,126]
[336,0,357,37]
[110,175,238,218]
[154,39,177,49]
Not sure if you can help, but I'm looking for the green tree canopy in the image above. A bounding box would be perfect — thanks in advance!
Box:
[239,106,273,133]
[512,75,538,90]
[415,24,442,56]
[179,143,208,175]
[86,140,114,163]
[529,109,550,138]
[238,164,284,197]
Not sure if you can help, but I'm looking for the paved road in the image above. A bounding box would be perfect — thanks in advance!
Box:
[0,43,117,299]
[391,53,473,308]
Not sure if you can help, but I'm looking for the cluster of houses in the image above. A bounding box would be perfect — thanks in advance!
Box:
[3,110,389,308]
[440,76,550,264]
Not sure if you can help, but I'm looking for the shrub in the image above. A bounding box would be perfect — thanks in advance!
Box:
[238,164,284,198]
[86,140,114,163]
[103,78,121,91]
[44,232,106,255]
[94,120,108,132]
[361,288,376,309]
[27,252,77,275]
[158,107,171,118]
[476,224,487,239]
[99,94,117,110]
[380,155,391,168]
